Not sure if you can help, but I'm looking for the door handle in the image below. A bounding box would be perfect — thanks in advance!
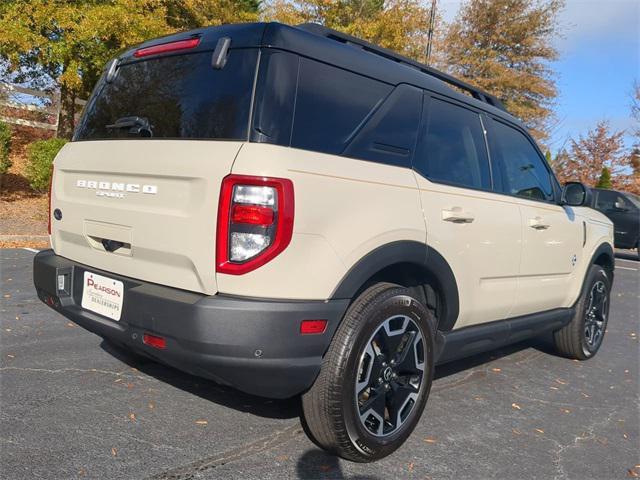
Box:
[529,217,551,230]
[442,208,475,224]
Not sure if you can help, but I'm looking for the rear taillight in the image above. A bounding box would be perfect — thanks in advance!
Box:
[47,166,54,235]
[216,174,294,275]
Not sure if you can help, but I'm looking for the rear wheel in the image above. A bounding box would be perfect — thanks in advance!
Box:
[302,283,435,462]
[553,264,611,360]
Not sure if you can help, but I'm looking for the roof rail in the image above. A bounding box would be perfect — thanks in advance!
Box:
[296,23,507,112]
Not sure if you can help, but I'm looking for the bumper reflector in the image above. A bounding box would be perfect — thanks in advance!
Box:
[143,333,166,349]
[300,320,327,335]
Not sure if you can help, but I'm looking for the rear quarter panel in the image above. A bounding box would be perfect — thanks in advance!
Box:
[218,143,426,300]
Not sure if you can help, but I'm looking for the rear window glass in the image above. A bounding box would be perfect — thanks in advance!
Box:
[74,49,258,141]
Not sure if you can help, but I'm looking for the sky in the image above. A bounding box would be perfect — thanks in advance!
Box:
[439,0,640,154]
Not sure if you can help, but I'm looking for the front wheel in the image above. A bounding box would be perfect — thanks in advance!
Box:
[553,264,611,360]
[302,283,435,462]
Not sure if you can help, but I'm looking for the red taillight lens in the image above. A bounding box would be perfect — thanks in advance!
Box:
[231,204,274,226]
[143,333,166,350]
[47,165,54,235]
[134,38,200,58]
[300,320,327,335]
[216,174,294,275]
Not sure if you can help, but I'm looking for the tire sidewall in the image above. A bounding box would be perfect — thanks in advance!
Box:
[339,289,435,460]
[579,267,611,357]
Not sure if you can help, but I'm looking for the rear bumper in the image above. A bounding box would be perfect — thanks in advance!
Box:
[33,250,349,398]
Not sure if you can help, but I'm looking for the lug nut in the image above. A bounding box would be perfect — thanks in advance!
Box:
[382,362,387,367]
[378,377,384,384]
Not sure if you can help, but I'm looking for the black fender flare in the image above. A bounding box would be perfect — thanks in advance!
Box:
[585,242,615,284]
[330,241,460,331]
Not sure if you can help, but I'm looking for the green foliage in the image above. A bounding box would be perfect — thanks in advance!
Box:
[595,166,612,189]
[0,120,11,174]
[25,138,67,192]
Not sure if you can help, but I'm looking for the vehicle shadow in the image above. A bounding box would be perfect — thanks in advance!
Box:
[99,339,301,420]
[295,449,381,480]
[100,333,558,423]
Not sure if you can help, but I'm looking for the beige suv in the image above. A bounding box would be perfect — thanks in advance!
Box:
[33,23,615,462]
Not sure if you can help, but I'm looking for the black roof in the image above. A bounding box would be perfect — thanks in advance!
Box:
[120,22,519,125]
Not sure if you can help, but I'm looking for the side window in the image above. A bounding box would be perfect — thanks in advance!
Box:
[342,84,422,168]
[415,97,491,190]
[596,190,631,211]
[488,119,554,201]
[291,58,391,155]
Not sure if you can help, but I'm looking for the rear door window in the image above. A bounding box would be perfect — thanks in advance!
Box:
[74,49,258,141]
[488,119,554,202]
[415,97,491,190]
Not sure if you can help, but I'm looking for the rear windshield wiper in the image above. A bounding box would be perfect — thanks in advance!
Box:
[106,116,153,137]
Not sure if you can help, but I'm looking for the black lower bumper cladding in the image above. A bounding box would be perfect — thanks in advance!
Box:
[33,250,349,399]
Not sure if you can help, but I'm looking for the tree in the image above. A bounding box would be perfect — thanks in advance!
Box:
[631,81,640,146]
[263,0,437,63]
[594,166,612,189]
[0,0,259,139]
[561,121,629,187]
[443,0,564,142]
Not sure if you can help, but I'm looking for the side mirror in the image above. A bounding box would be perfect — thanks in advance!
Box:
[613,201,628,211]
[561,182,590,207]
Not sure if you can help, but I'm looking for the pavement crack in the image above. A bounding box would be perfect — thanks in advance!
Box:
[0,365,147,380]
[146,423,302,480]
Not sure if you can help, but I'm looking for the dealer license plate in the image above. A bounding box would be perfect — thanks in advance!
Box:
[81,271,124,321]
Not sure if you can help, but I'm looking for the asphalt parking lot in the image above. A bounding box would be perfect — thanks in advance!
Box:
[1,248,638,480]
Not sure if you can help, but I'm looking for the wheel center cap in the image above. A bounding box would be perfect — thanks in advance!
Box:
[383,366,393,382]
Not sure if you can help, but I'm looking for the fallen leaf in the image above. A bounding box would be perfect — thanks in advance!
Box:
[4,329,10,332]
[550,386,559,390]
[111,448,117,457]
[6,354,14,359]
[408,462,414,472]
[114,378,122,383]
[148,402,155,410]
[581,392,590,398]
[511,403,521,410]
[66,322,76,328]
[423,437,436,444]
[512,428,521,435]
[275,455,289,462]
[3,294,10,298]
[561,408,571,414]
[623,433,628,439]
[535,428,544,434]
[491,368,501,372]
[628,467,639,478]
[128,413,136,422]
[555,378,567,385]
[195,420,208,425]
[126,383,134,390]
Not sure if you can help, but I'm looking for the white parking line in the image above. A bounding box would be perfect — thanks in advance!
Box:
[22,248,40,253]
[616,266,638,271]
[616,258,639,264]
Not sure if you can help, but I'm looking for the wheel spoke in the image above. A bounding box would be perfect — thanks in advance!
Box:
[396,331,424,374]
[387,384,417,431]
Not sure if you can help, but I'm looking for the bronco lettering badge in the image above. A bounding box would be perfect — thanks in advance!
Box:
[76,179,158,198]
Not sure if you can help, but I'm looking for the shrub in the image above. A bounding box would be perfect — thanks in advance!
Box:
[25,138,68,192]
[0,120,11,174]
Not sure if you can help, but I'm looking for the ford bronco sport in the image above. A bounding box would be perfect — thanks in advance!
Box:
[33,22,615,462]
